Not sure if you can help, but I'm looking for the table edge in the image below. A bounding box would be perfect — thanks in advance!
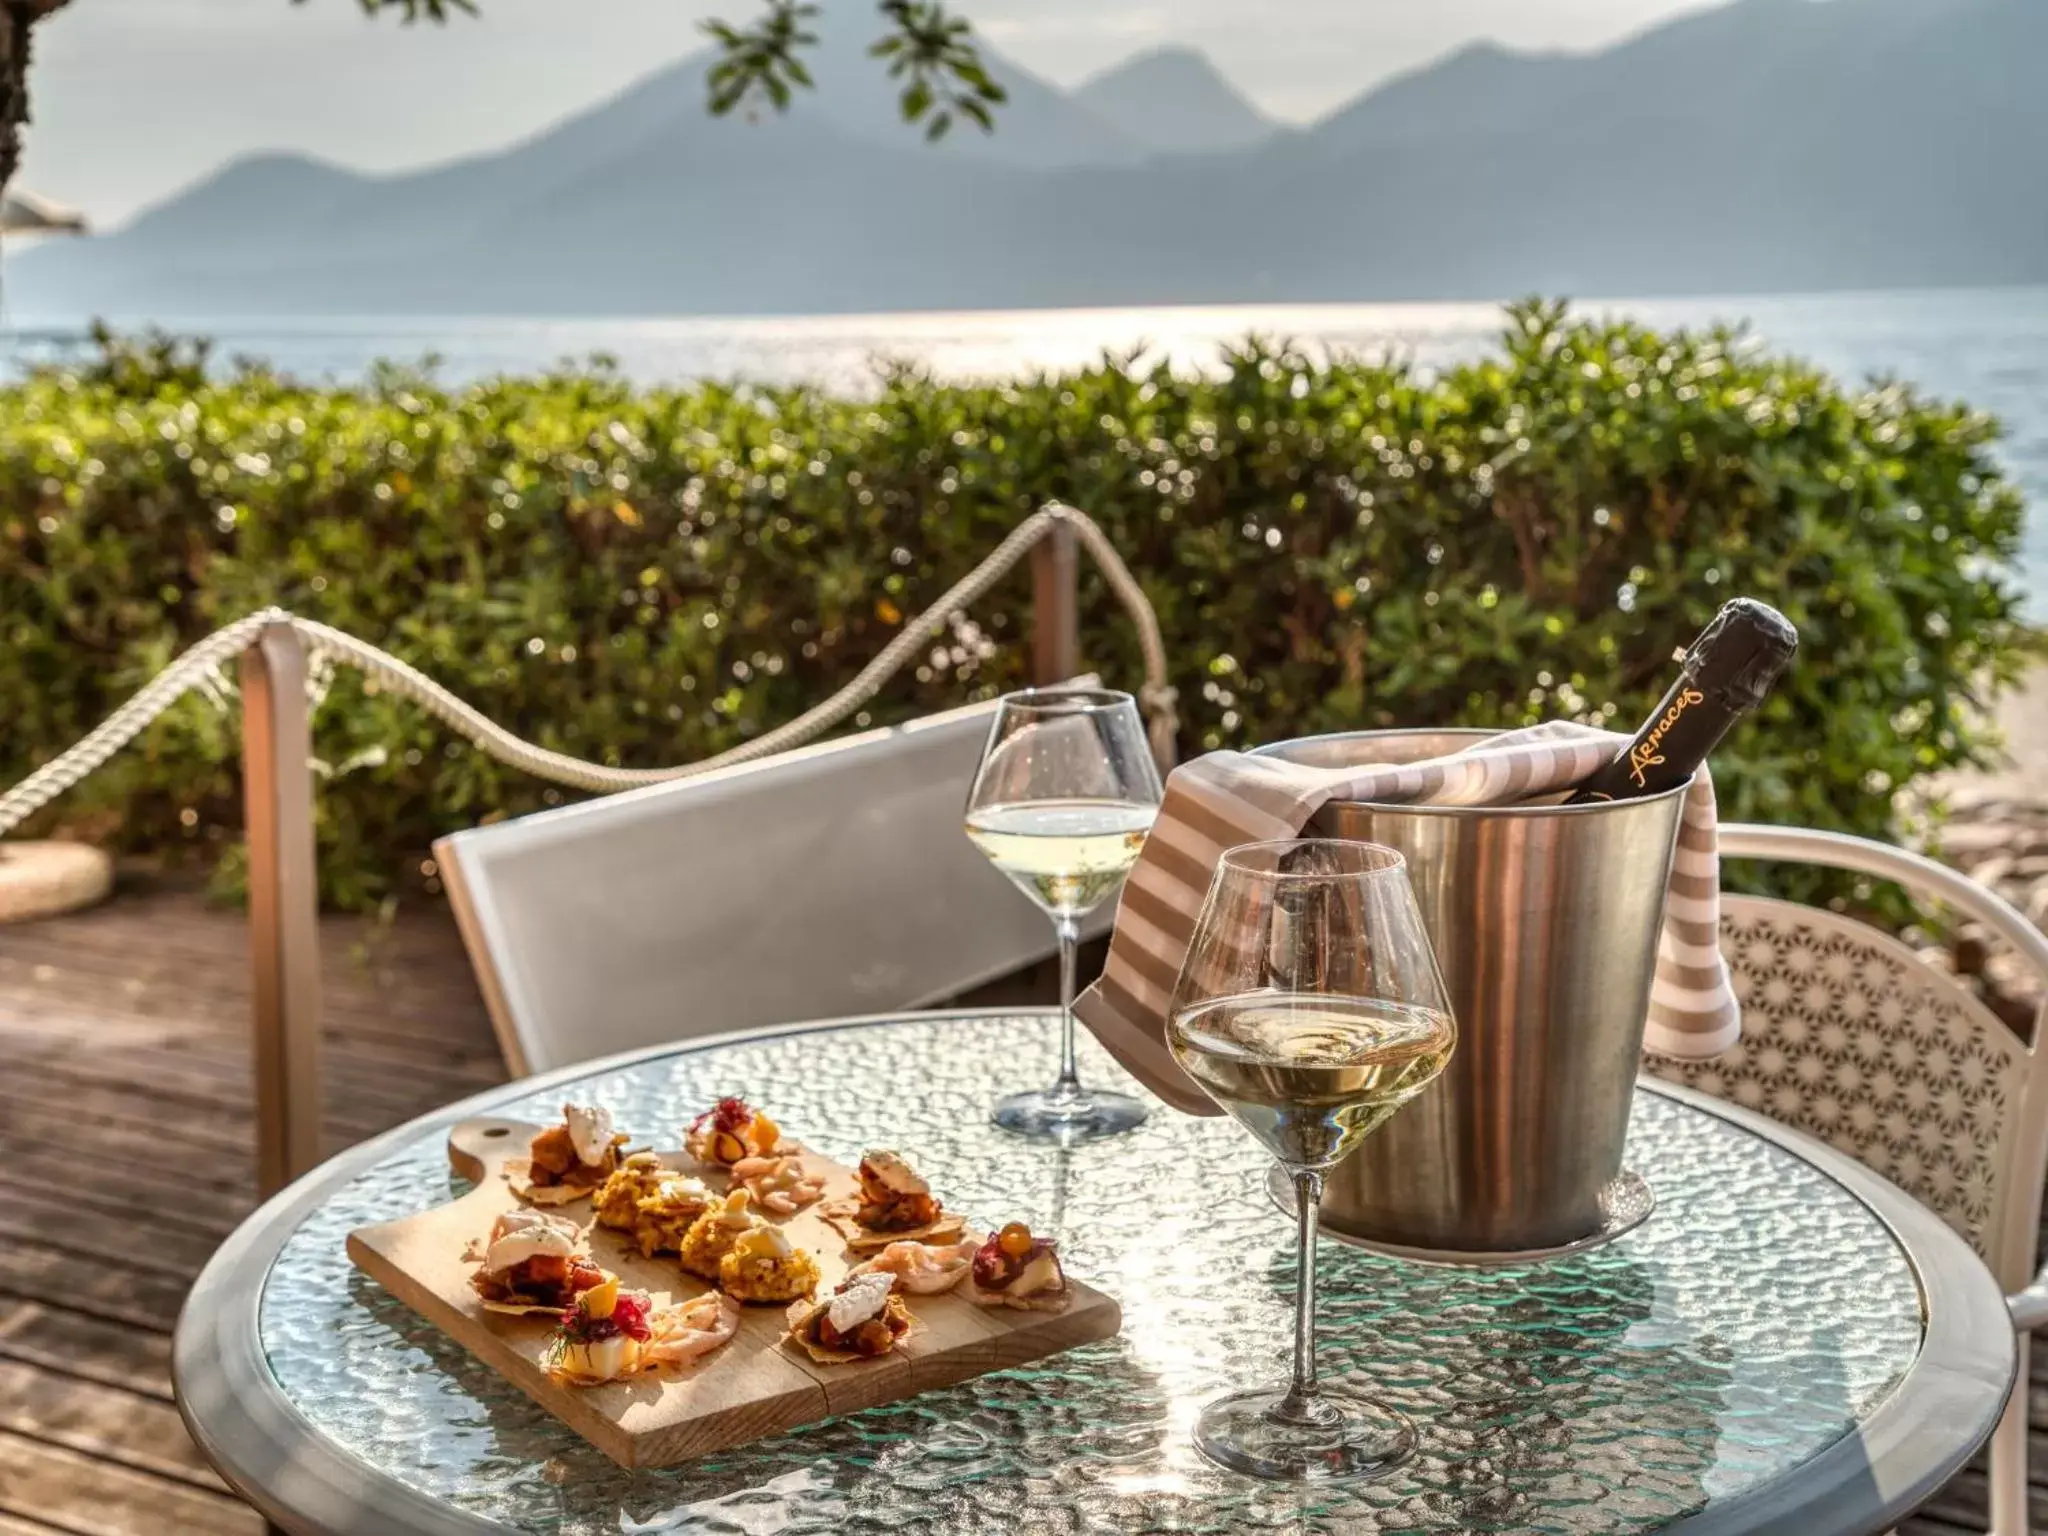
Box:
[1650,1078,2016,1536]
[173,1008,2016,1536]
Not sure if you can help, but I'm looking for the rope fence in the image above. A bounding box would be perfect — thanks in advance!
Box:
[0,503,1177,839]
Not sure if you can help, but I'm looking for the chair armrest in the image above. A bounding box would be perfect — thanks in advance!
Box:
[2010,1265,2048,1332]
[1718,823,2048,986]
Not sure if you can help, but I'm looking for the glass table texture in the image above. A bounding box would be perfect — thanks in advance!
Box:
[183,1010,2016,1536]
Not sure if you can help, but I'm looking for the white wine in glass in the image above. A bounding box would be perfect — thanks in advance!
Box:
[963,799,1156,918]
[965,688,1164,1143]
[1169,994,1455,1169]
[1167,838,1456,1483]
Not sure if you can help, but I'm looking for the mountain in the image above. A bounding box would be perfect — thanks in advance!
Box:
[1072,47,1276,156]
[11,0,2046,318]
[1287,0,2048,297]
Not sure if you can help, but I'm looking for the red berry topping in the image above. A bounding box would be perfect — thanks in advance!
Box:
[610,1292,653,1341]
[971,1231,1012,1289]
[972,1226,1057,1291]
[712,1096,752,1132]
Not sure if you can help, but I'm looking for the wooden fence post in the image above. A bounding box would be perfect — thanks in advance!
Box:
[1031,521,1081,686]
[242,622,323,1197]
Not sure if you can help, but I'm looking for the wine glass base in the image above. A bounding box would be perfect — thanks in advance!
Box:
[991,1087,1148,1143]
[1193,1387,1415,1483]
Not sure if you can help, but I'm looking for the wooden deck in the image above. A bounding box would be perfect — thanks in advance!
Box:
[0,881,2031,1533]
[0,878,507,1535]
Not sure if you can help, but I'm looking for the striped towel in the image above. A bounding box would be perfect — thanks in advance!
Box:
[1074,721,1735,1117]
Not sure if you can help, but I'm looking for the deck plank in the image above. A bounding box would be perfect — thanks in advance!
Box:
[0,1512,78,1536]
[0,1188,225,1278]
[0,1100,259,1192]
[0,1430,264,1536]
[0,1240,200,1336]
[0,1305,175,1402]
[1,1149,253,1236]
[0,1361,230,1492]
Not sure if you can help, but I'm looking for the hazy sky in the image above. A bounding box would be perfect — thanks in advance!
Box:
[23,0,1727,227]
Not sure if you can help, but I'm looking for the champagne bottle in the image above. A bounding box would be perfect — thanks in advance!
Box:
[1566,598,1798,804]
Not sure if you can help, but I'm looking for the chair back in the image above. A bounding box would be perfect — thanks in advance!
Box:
[436,699,1061,1076]
[1644,825,2048,1297]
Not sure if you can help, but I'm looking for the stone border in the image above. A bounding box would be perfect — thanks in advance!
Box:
[0,840,113,924]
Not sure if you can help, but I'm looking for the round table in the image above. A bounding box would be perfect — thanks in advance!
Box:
[176,1009,2016,1536]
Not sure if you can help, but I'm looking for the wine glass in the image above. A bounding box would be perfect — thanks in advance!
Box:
[1166,839,1455,1483]
[965,686,1164,1142]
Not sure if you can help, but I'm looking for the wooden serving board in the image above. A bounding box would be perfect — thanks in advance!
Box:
[346,1118,1122,1469]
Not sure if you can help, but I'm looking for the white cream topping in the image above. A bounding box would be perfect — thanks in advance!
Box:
[483,1210,578,1272]
[862,1149,929,1197]
[711,1189,756,1231]
[1012,1249,1063,1296]
[565,1104,615,1166]
[824,1271,895,1334]
[656,1174,713,1207]
[734,1224,795,1262]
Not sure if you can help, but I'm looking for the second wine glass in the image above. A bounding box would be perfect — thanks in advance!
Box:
[1167,838,1456,1483]
[965,686,1163,1143]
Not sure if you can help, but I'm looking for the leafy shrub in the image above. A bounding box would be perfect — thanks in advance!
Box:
[0,300,2029,910]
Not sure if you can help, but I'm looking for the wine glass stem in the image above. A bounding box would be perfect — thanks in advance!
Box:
[1053,915,1083,1101]
[1275,1167,1325,1423]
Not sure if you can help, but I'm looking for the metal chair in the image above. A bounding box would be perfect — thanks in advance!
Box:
[435,697,1083,1077]
[1645,824,2048,1536]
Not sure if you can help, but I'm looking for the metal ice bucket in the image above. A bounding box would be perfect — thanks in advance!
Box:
[1254,729,1692,1253]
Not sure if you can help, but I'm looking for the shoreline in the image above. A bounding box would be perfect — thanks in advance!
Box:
[1924,658,2048,1026]
[1946,660,2048,812]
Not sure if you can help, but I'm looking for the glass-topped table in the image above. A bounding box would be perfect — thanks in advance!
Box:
[176,1010,2015,1535]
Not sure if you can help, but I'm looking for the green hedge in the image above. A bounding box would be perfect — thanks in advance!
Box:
[0,301,2029,911]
